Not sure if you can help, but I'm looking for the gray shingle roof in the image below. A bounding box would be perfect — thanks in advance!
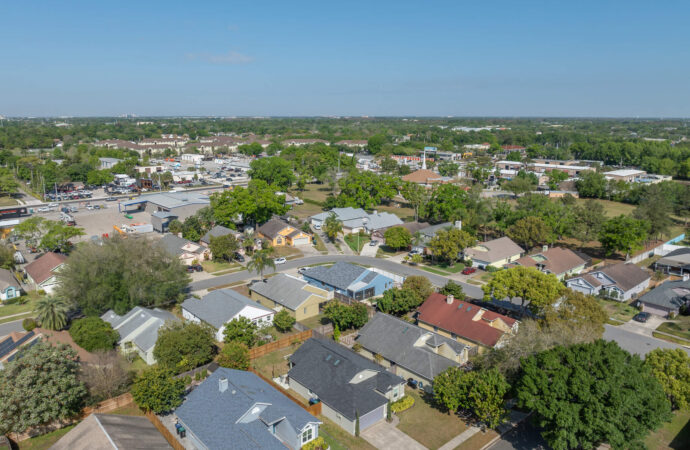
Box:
[249,274,319,310]
[200,225,238,244]
[257,218,292,239]
[311,208,403,232]
[101,307,178,352]
[301,262,367,291]
[181,289,273,329]
[465,237,523,264]
[158,234,203,257]
[656,248,690,270]
[356,313,467,381]
[638,280,690,311]
[175,368,319,450]
[598,263,650,292]
[0,268,18,291]
[123,191,210,209]
[288,338,404,421]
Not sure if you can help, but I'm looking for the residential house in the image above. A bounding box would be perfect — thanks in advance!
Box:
[335,140,368,148]
[310,207,403,234]
[175,368,321,450]
[257,218,312,247]
[288,338,405,435]
[24,252,67,294]
[654,248,690,276]
[0,268,21,301]
[464,237,523,269]
[356,313,469,390]
[159,234,211,265]
[52,413,171,450]
[417,293,519,352]
[181,289,275,341]
[637,280,690,318]
[101,306,179,365]
[566,263,651,301]
[249,273,330,321]
[301,262,395,301]
[0,331,43,369]
[510,246,586,280]
[282,138,330,146]
[200,225,242,247]
[408,221,463,252]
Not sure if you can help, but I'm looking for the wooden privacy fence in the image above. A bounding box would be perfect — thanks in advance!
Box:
[248,368,322,417]
[82,392,134,415]
[146,411,185,450]
[249,329,313,359]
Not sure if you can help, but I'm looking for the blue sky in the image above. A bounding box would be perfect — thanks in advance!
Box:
[1,1,688,117]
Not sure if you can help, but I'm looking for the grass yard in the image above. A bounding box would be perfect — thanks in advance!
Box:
[251,346,296,378]
[127,354,149,376]
[575,198,636,218]
[597,298,639,323]
[0,296,38,319]
[377,203,416,222]
[423,262,466,274]
[396,388,468,450]
[296,184,333,204]
[421,266,449,276]
[653,332,690,346]
[0,313,33,325]
[344,233,370,253]
[104,403,145,416]
[201,260,241,273]
[290,202,324,219]
[376,245,405,258]
[0,196,18,207]
[645,408,690,449]
[271,246,303,259]
[656,316,690,341]
[454,429,499,450]
[313,233,328,252]
[318,415,376,450]
[17,425,76,450]
[298,313,330,330]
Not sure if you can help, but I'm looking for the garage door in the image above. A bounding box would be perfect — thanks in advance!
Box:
[641,303,670,317]
[292,237,310,246]
[359,405,385,431]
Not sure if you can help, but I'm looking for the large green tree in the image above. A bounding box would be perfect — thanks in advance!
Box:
[69,317,119,352]
[223,316,259,347]
[425,184,469,223]
[39,221,85,253]
[211,180,289,226]
[383,226,412,250]
[57,236,190,315]
[35,296,71,330]
[428,227,476,265]
[0,342,87,434]
[248,157,296,190]
[217,342,251,370]
[506,216,550,251]
[323,213,343,242]
[599,215,649,259]
[247,249,275,280]
[571,200,606,247]
[645,348,690,410]
[482,266,564,315]
[131,367,185,414]
[376,288,422,316]
[153,321,216,373]
[323,301,369,330]
[209,234,239,261]
[336,171,398,209]
[517,340,672,450]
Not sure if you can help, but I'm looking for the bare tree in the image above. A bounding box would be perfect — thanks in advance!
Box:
[79,350,132,402]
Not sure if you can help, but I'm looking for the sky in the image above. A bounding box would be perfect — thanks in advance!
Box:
[1,1,689,117]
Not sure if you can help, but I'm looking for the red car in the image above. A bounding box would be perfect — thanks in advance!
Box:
[461,267,477,275]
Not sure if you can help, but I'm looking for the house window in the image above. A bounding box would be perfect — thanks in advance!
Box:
[304,307,308,314]
[393,391,398,398]
[301,427,313,444]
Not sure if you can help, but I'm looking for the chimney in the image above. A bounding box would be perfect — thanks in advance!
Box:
[542,245,548,253]
[446,294,454,304]
[219,377,228,393]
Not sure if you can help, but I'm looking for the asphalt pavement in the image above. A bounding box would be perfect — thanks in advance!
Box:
[0,319,25,339]
[603,324,690,356]
[190,255,485,298]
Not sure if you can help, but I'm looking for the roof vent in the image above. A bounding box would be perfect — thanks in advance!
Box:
[219,377,228,393]
[446,294,454,304]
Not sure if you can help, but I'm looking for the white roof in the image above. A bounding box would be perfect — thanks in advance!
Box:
[604,169,646,177]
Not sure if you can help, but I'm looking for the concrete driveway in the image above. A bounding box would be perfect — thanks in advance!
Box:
[360,241,379,257]
[618,314,665,337]
[361,421,427,450]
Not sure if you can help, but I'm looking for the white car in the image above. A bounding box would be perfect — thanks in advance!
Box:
[313,224,321,230]
[48,202,59,208]
[274,257,287,265]
[37,206,50,212]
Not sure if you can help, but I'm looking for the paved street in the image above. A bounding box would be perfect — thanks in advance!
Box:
[190,255,484,298]
[603,324,690,356]
[0,319,25,339]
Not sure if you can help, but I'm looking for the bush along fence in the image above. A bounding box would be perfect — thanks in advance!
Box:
[248,367,322,417]
[8,393,135,443]
[249,329,313,359]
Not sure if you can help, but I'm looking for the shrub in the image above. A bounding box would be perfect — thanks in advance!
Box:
[217,342,250,370]
[273,309,296,333]
[302,436,329,450]
[391,395,415,413]
[69,317,119,352]
[486,265,499,273]
[22,318,37,331]
[183,375,192,385]
[352,343,363,353]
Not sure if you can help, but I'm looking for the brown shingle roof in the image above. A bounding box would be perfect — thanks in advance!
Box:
[598,263,651,292]
[24,252,66,285]
[513,247,586,276]
[257,218,293,239]
[401,169,444,184]
[465,237,523,264]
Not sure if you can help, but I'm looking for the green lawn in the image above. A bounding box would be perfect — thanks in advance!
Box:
[574,198,636,217]
[202,260,241,273]
[376,245,405,258]
[296,183,332,204]
[597,298,639,323]
[344,233,370,253]
[313,233,328,252]
[396,388,467,450]
[423,262,466,274]
[318,415,375,450]
[0,312,33,325]
[271,246,303,259]
[454,429,499,450]
[17,425,76,450]
[421,266,449,276]
[105,403,145,416]
[290,202,325,219]
[298,313,330,330]
[251,346,296,378]
[645,408,690,449]
[0,196,18,207]
[0,296,38,319]
[653,332,690,346]
[657,317,690,341]
[127,354,149,376]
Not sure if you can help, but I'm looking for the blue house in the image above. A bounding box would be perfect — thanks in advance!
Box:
[301,262,395,301]
[0,269,21,301]
[175,368,321,450]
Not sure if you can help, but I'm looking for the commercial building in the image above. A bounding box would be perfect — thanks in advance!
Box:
[119,192,210,232]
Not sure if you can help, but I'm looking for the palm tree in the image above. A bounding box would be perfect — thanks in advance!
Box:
[247,249,275,280]
[323,213,343,242]
[35,297,71,330]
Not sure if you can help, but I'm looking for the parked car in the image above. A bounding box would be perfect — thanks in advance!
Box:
[407,378,419,389]
[86,204,94,210]
[462,267,477,275]
[189,264,203,272]
[48,202,59,208]
[369,240,379,246]
[313,224,321,230]
[274,257,287,265]
[234,253,245,262]
[37,206,50,212]
[105,197,117,201]
[633,312,651,323]
[185,266,195,273]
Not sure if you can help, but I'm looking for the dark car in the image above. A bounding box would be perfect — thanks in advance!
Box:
[633,312,651,323]
[185,266,196,273]
[462,267,477,275]
[407,378,419,389]
[234,253,245,262]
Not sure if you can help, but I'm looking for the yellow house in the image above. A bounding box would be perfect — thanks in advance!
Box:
[464,236,523,269]
[249,273,330,321]
[257,218,312,247]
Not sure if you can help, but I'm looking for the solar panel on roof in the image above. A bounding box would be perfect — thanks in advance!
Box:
[467,306,472,312]
[334,360,340,366]
[325,354,332,361]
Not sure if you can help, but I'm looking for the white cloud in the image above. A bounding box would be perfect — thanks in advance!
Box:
[186,51,253,65]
